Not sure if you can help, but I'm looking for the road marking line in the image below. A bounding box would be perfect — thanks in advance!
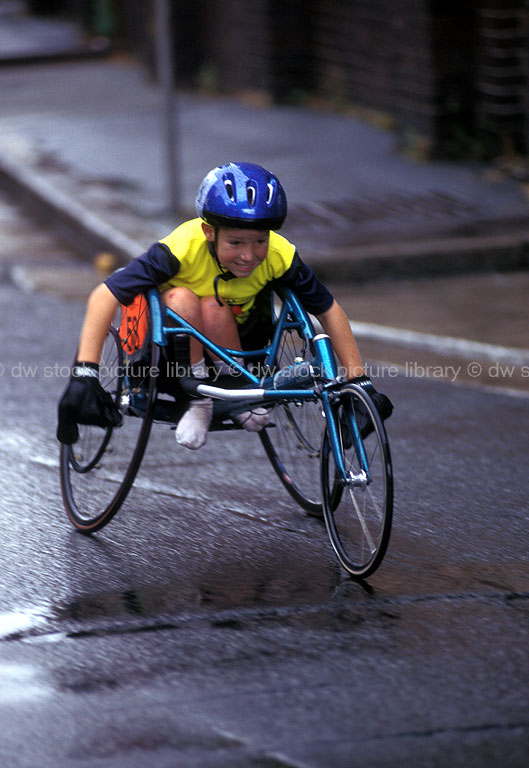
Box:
[349,320,529,366]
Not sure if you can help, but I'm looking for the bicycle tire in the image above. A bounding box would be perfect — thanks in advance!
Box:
[260,299,326,516]
[320,384,393,578]
[60,326,159,533]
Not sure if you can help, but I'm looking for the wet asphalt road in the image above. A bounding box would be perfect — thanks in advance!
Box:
[0,193,528,767]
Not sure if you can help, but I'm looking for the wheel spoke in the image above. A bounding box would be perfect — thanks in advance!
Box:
[260,299,325,515]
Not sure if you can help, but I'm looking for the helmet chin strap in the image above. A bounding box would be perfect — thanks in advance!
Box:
[207,238,236,307]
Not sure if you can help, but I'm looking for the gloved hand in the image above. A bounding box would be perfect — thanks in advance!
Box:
[57,362,122,445]
[349,375,393,439]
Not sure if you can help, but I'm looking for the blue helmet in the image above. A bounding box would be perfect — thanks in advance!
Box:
[195,162,287,230]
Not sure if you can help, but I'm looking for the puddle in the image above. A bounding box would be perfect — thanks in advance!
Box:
[44,547,345,635]
[55,572,341,627]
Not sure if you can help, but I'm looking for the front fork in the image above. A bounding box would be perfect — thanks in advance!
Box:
[320,386,370,489]
[309,331,370,488]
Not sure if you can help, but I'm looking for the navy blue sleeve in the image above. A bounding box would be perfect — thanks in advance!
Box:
[104,243,180,305]
[276,252,334,315]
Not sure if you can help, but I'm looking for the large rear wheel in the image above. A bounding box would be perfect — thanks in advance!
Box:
[60,325,159,533]
[260,302,326,515]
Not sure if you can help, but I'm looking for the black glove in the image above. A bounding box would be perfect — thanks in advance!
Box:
[57,362,122,445]
[349,375,393,439]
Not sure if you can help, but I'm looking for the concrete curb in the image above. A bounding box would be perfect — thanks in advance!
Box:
[0,45,111,68]
[1,149,529,279]
[313,232,529,282]
[0,151,143,262]
[349,319,529,366]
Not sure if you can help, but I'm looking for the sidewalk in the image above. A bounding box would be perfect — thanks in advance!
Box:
[1,7,529,280]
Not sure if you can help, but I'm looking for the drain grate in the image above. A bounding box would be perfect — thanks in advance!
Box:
[287,190,479,231]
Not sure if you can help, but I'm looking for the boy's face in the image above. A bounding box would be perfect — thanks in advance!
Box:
[202,224,269,278]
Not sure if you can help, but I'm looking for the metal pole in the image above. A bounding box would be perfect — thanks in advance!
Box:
[155,0,180,214]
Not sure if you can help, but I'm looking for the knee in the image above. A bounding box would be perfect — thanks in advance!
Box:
[201,295,230,318]
[163,285,195,305]
[163,286,200,315]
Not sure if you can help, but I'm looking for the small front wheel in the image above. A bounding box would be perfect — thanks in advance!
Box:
[320,384,393,578]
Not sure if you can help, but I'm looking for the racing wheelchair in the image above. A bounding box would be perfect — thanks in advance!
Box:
[59,287,393,578]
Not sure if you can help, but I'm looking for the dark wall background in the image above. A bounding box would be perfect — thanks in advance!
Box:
[33,0,529,159]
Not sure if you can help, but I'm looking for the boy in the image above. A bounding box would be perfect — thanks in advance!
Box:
[57,161,392,449]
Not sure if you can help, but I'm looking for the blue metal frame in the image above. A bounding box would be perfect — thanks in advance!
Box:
[140,286,369,484]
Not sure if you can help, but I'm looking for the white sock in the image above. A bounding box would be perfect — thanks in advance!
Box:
[176,358,212,449]
[175,397,213,450]
[234,407,270,432]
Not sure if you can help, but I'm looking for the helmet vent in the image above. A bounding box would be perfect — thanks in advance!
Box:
[246,184,256,207]
[223,178,235,200]
[266,181,275,205]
